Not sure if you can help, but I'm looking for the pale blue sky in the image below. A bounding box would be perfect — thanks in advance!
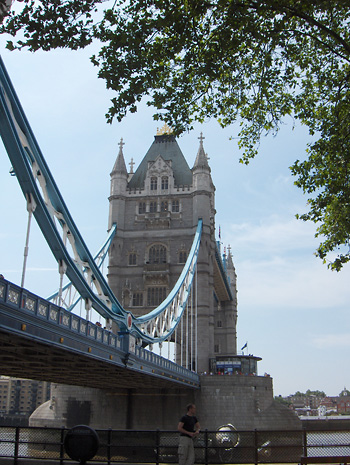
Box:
[0,42,349,397]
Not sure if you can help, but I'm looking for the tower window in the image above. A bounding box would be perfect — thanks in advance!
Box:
[172,200,179,212]
[161,201,168,212]
[129,253,137,266]
[138,202,146,214]
[151,177,157,191]
[133,293,143,307]
[179,251,187,264]
[149,245,167,264]
[161,176,169,190]
[217,320,222,328]
[147,287,167,306]
[149,201,157,213]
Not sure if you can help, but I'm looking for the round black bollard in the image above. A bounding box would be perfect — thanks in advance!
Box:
[64,425,99,465]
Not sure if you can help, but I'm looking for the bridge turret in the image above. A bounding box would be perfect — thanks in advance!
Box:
[191,133,217,372]
[108,138,128,230]
[219,246,238,355]
[192,132,215,230]
[226,246,237,308]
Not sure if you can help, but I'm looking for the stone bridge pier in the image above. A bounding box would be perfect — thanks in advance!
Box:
[30,375,300,431]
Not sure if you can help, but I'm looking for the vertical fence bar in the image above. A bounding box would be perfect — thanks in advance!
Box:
[155,428,160,465]
[254,429,259,465]
[59,426,65,465]
[204,429,208,465]
[303,428,308,457]
[14,426,20,465]
[107,428,112,465]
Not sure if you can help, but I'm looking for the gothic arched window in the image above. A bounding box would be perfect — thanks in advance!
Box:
[133,292,143,307]
[149,244,167,264]
[150,201,157,213]
[172,200,179,212]
[179,250,187,264]
[161,200,168,212]
[151,177,157,191]
[138,202,146,214]
[161,176,169,190]
[147,287,167,306]
[129,253,137,266]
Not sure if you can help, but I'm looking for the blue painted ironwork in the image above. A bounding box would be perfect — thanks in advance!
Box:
[214,242,233,301]
[46,223,117,312]
[0,276,200,388]
[0,55,202,345]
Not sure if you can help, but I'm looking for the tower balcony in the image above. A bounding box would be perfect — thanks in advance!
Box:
[143,262,170,273]
[143,263,170,284]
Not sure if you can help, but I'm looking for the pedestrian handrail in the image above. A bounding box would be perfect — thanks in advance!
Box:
[300,457,350,464]
[1,425,350,464]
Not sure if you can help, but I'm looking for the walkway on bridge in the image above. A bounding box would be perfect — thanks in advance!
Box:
[0,276,200,390]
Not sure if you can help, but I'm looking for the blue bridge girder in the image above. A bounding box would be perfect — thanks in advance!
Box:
[0,277,200,390]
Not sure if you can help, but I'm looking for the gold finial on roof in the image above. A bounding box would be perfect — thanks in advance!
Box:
[156,123,173,135]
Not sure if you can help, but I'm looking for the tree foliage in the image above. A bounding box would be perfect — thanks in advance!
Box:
[1,0,350,269]
[305,389,326,398]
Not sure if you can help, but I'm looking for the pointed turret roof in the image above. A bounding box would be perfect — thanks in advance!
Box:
[226,245,236,273]
[193,132,210,170]
[111,138,127,176]
[128,133,192,189]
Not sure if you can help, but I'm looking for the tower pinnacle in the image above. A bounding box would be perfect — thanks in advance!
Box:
[111,138,127,175]
[193,132,210,170]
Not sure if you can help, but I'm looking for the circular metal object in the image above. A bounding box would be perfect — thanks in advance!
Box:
[64,425,99,463]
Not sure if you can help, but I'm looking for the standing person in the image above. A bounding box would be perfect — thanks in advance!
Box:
[178,404,200,465]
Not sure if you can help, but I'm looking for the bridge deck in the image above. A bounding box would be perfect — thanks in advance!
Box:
[0,278,200,390]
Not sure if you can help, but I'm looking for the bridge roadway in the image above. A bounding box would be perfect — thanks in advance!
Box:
[0,277,200,390]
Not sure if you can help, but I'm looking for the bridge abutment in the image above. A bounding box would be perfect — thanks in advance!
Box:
[30,375,300,430]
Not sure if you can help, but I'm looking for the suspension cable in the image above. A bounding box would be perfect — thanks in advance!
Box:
[195,262,198,372]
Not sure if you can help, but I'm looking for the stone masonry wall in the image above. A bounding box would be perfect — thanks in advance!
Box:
[30,375,300,431]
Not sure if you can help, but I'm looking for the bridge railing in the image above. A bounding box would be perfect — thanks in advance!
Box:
[0,276,200,387]
[0,276,125,351]
[1,425,350,464]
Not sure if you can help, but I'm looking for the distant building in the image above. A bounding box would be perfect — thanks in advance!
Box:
[282,393,325,416]
[336,396,350,414]
[0,376,50,417]
[280,390,350,417]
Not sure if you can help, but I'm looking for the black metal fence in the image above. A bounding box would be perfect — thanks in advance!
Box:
[1,425,350,464]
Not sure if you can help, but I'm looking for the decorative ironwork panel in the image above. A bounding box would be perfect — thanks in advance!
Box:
[38,303,48,318]
[8,288,20,305]
[80,321,87,335]
[0,282,5,299]
[49,307,58,322]
[71,317,79,331]
[24,296,36,312]
[61,313,70,327]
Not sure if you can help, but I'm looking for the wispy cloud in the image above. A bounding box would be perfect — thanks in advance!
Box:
[2,267,57,273]
[227,215,317,255]
[223,216,350,311]
[311,333,350,349]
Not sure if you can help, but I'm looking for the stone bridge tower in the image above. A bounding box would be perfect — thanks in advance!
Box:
[30,128,301,431]
[107,127,237,374]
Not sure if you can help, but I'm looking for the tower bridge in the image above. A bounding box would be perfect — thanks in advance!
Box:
[0,56,301,431]
[0,276,199,390]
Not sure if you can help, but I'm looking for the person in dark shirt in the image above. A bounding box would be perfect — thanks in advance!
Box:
[177,404,200,465]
